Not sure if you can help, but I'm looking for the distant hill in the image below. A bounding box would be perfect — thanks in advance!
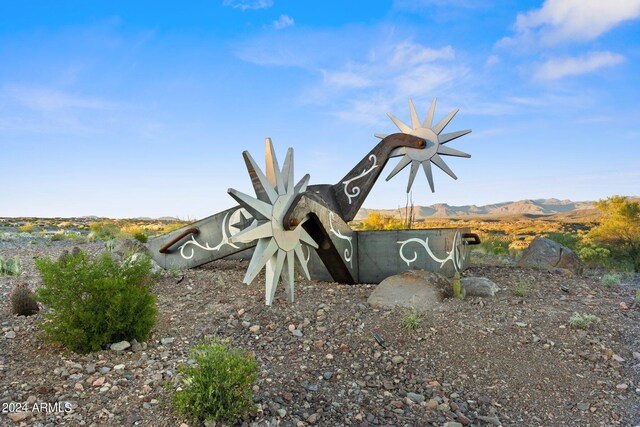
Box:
[356,198,599,220]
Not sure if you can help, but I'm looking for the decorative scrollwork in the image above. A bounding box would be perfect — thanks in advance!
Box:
[328,212,353,268]
[179,211,239,259]
[397,231,468,272]
[342,154,378,204]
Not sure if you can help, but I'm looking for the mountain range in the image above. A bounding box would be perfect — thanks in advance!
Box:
[356,198,598,220]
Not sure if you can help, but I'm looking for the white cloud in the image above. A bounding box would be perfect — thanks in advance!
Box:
[534,51,625,80]
[4,86,116,111]
[222,0,273,11]
[322,70,372,89]
[500,0,640,46]
[273,14,294,30]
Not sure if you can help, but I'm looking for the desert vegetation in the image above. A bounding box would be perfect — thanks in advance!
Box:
[354,195,640,273]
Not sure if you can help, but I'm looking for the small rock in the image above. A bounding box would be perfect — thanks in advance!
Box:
[7,412,31,422]
[515,322,528,328]
[612,354,625,362]
[277,408,287,418]
[92,377,106,387]
[476,415,502,425]
[85,363,96,374]
[110,341,131,351]
[323,371,333,380]
[577,402,590,411]
[237,308,246,316]
[5,331,16,339]
[443,422,463,427]
[127,412,142,424]
[406,392,425,403]
[249,325,261,333]
[114,364,125,373]
[391,355,404,364]
[307,413,319,424]
[160,337,174,345]
[292,329,303,337]
[616,383,628,391]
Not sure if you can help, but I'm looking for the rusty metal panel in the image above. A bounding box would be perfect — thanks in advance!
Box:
[356,228,471,283]
[148,206,255,270]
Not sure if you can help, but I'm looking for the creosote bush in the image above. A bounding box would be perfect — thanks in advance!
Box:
[35,249,157,353]
[173,341,260,425]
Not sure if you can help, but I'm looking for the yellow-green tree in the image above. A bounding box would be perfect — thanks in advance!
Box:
[360,212,406,230]
[587,196,640,271]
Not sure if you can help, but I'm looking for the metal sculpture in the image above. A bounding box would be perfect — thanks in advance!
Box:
[149,98,479,305]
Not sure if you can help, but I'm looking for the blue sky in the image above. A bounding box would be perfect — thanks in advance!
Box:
[1,0,639,219]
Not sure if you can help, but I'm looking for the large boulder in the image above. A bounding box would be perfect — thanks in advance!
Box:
[517,237,582,275]
[367,270,450,310]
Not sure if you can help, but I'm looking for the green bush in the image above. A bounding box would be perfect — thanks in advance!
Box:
[173,341,260,425]
[89,221,120,241]
[133,232,148,243]
[601,273,621,286]
[34,250,157,353]
[400,307,423,331]
[512,281,530,297]
[568,312,600,329]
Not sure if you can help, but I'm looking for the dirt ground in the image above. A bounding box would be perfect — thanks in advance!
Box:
[1,239,639,426]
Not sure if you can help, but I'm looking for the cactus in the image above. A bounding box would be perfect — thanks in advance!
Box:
[10,283,40,316]
[453,272,465,299]
[0,256,22,276]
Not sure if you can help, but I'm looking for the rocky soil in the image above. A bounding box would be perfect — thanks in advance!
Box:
[1,239,639,426]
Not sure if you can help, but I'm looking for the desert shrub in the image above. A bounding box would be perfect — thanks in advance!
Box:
[635,289,640,303]
[173,341,260,425]
[120,225,149,243]
[601,273,621,287]
[359,213,406,230]
[10,283,40,316]
[89,221,120,241]
[586,196,640,271]
[18,223,37,233]
[512,281,530,297]
[478,234,510,255]
[578,245,611,268]
[0,256,23,276]
[400,307,423,331]
[568,312,600,329]
[34,250,157,353]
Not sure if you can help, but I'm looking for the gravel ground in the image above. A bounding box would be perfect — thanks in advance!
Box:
[1,239,639,426]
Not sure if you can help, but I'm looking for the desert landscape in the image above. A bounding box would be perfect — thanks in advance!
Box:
[1,204,639,426]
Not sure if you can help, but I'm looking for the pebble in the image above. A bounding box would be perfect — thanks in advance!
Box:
[391,355,404,364]
[277,408,287,418]
[292,329,303,337]
[577,402,590,411]
[110,341,131,351]
[249,325,261,333]
[85,363,96,374]
[616,383,628,391]
[7,412,30,422]
[307,413,319,424]
[426,399,439,410]
[323,371,333,380]
[406,392,425,403]
[92,377,106,387]
[443,422,463,427]
[160,337,175,345]
[5,331,16,339]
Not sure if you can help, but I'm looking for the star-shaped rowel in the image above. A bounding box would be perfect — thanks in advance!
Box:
[375,98,471,193]
[228,138,318,305]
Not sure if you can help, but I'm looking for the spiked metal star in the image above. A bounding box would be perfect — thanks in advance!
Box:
[376,98,471,193]
[228,138,318,305]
